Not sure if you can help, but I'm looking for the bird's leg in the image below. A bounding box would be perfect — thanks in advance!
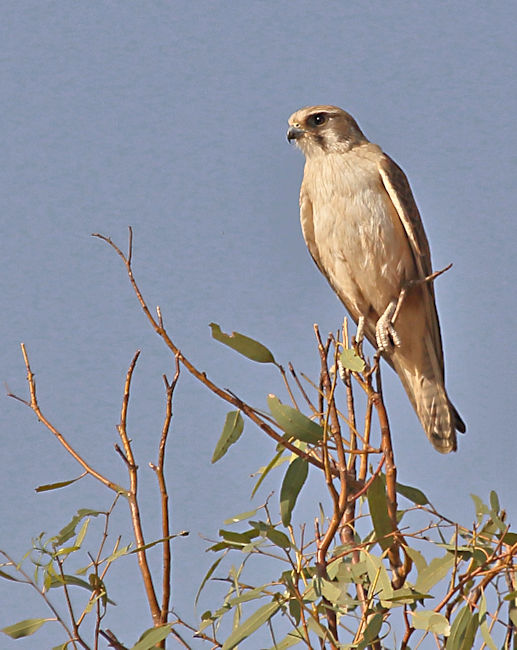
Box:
[392,263,453,326]
[376,300,402,352]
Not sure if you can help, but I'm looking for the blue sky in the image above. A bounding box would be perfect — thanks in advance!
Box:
[2,2,516,647]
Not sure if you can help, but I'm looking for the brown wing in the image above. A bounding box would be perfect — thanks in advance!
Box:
[378,154,445,376]
[299,187,328,279]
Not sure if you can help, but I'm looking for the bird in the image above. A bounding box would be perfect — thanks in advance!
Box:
[287,105,465,453]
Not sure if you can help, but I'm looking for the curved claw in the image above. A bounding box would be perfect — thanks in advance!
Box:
[376,301,402,352]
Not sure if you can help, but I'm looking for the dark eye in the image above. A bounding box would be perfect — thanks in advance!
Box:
[308,113,327,127]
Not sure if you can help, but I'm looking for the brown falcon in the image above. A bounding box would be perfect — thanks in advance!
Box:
[287,105,465,453]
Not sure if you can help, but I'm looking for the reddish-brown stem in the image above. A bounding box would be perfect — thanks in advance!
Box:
[117,351,161,624]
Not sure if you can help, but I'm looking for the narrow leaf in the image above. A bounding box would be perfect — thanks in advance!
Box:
[195,555,224,605]
[210,323,275,363]
[265,528,291,549]
[224,508,259,525]
[251,449,287,498]
[411,610,450,636]
[221,601,280,650]
[211,411,244,463]
[367,475,393,551]
[363,550,393,603]
[131,532,188,553]
[48,575,116,605]
[470,494,489,521]
[2,618,48,639]
[0,569,23,582]
[56,509,102,545]
[268,629,304,649]
[228,587,266,607]
[479,592,497,650]
[219,529,259,545]
[446,605,478,649]
[405,546,427,573]
[280,457,308,527]
[489,490,500,513]
[131,624,172,650]
[415,552,455,594]
[396,481,429,505]
[268,395,323,444]
[358,612,383,649]
[340,348,366,372]
[35,476,83,492]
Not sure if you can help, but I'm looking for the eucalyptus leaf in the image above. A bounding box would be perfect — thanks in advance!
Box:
[411,610,450,636]
[1,618,49,639]
[211,410,244,463]
[210,323,275,363]
[340,348,366,372]
[221,601,281,650]
[280,457,308,527]
[131,624,172,650]
[268,395,323,444]
[414,552,455,595]
[367,475,393,552]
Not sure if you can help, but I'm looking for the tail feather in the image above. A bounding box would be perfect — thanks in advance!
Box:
[393,358,464,454]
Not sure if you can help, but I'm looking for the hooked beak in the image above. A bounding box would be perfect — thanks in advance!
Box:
[287,125,305,143]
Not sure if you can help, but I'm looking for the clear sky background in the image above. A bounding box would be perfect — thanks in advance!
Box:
[2,2,516,648]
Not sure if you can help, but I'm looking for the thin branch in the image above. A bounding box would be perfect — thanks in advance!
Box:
[8,344,126,495]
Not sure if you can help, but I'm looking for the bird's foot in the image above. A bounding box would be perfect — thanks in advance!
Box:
[376,301,402,352]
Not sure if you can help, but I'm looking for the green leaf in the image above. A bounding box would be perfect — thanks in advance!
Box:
[396,481,429,505]
[367,475,393,552]
[405,546,427,573]
[280,457,309,527]
[195,555,224,605]
[74,519,90,550]
[219,529,259,546]
[415,552,455,594]
[446,605,478,649]
[0,569,23,582]
[268,629,304,649]
[35,476,83,492]
[265,527,291,549]
[131,623,172,650]
[210,323,275,363]
[340,348,366,372]
[267,395,323,444]
[228,587,267,607]
[2,618,49,639]
[48,574,116,605]
[411,610,450,636]
[471,494,489,521]
[55,509,103,545]
[363,550,393,603]
[212,410,244,463]
[358,612,383,649]
[489,490,500,513]
[131,532,188,553]
[222,600,281,650]
[499,531,517,546]
[224,508,259,525]
[384,588,433,604]
[103,544,133,563]
[251,449,288,498]
[479,592,497,650]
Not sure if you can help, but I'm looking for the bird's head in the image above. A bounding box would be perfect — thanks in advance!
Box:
[287,105,367,156]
